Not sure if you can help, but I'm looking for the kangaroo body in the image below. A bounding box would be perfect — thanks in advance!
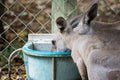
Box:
[69,29,120,80]
[52,3,120,80]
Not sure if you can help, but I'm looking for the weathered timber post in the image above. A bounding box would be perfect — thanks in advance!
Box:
[51,0,78,33]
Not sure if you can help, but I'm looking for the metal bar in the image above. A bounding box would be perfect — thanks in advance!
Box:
[8,48,22,80]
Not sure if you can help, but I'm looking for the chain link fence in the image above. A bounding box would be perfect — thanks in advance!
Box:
[0,0,52,79]
[0,0,120,80]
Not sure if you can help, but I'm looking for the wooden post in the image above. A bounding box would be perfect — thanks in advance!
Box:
[51,0,78,33]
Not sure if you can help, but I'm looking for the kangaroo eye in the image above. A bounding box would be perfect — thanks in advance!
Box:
[52,40,56,45]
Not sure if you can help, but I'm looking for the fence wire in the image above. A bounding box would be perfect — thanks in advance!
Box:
[0,0,120,80]
[0,0,52,79]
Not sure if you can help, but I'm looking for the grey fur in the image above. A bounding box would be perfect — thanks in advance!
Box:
[52,3,120,80]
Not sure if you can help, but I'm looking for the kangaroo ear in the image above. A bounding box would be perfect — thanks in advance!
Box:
[56,17,67,33]
[85,3,98,25]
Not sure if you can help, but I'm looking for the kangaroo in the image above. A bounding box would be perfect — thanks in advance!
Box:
[53,3,120,80]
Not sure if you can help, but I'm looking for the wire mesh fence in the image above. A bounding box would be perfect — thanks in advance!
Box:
[0,0,120,80]
[0,0,52,79]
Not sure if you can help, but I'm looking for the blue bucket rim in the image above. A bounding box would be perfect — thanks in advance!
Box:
[22,42,71,57]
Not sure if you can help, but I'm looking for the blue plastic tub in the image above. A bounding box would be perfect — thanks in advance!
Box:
[22,42,81,80]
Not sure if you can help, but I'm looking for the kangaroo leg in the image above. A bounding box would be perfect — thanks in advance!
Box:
[76,57,88,80]
[71,51,88,80]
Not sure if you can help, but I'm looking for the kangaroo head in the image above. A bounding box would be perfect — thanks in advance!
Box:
[51,33,71,52]
[52,3,98,51]
[55,16,81,49]
[51,16,78,51]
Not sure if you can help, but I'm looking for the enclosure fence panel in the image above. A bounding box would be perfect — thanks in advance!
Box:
[0,0,52,79]
[0,0,120,80]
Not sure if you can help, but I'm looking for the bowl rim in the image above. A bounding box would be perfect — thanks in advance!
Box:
[22,42,71,57]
